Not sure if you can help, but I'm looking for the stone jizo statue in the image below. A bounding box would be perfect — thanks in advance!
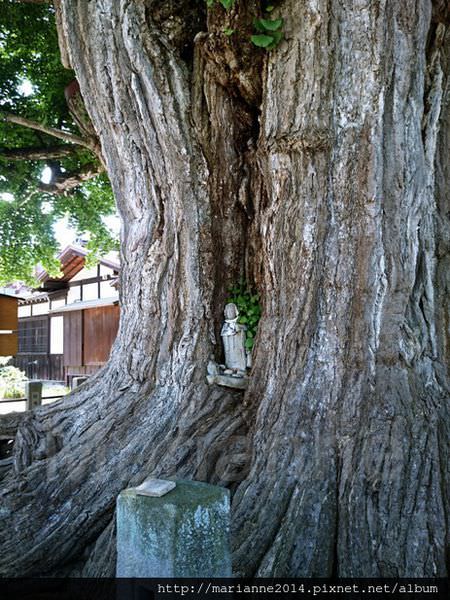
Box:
[206,302,250,389]
[221,303,247,372]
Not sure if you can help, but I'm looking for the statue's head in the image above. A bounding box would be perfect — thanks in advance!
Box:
[224,303,239,321]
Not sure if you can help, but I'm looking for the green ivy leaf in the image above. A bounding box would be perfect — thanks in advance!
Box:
[259,18,283,31]
[251,34,274,48]
[223,28,235,36]
[265,5,275,12]
[228,279,260,350]
[267,29,283,48]
[219,0,234,10]
[253,19,266,33]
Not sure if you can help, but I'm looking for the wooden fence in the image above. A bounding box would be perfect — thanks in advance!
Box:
[12,354,64,381]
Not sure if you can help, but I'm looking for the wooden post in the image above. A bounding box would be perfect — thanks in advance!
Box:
[25,380,42,410]
[72,376,88,389]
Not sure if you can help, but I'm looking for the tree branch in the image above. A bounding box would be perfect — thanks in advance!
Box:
[38,162,104,194]
[0,111,96,152]
[0,145,79,161]
[53,0,71,69]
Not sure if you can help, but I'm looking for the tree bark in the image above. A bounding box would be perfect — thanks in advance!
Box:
[233,2,450,577]
[0,0,448,578]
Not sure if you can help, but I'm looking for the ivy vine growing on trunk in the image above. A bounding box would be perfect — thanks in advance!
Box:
[227,281,261,352]
[206,0,284,48]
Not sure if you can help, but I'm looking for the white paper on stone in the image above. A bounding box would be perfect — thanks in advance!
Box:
[134,479,176,497]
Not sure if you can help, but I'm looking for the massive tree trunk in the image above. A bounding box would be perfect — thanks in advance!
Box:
[0,0,448,578]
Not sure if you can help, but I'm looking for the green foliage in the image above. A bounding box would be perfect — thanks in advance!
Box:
[227,280,261,351]
[0,193,61,284]
[0,168,118,285]
[250,34,274,48]
[257,18,283,31]
[0,2,73,126]
[206,0,283,50]
[207,0,235,9]
[252,15,284,49]
[0,359,27,399]
[0,1,118,284]
[219,0,234,9]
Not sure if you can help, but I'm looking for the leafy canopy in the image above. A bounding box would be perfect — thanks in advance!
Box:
[0,1,118,285]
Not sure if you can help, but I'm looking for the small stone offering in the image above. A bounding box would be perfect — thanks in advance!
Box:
[134,478,176,498]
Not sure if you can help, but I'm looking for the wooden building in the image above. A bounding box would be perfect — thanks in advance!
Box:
[11,245,120,384]
[0,293,19,356]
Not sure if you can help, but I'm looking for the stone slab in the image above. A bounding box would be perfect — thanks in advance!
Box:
[206,374,249,390]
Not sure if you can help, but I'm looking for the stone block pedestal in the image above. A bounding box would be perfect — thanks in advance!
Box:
[116,479,231,577]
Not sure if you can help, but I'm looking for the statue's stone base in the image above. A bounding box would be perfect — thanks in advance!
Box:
[206,373,249,389]
[206,360,249,390]
[116,479,231,577]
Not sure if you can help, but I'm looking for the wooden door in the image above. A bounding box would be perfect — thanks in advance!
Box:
[63,310,83,367]
[83,305,119,366]
[0,296,18,356]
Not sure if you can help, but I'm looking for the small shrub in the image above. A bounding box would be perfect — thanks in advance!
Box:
[0,358,27,399]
